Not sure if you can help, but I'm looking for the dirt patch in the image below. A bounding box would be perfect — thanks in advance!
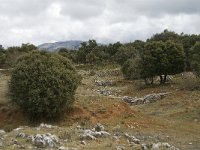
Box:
[0,105,27,130]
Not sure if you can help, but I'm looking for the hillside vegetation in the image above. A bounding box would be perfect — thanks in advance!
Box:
[0,30,200,149]
[0,64,200,149]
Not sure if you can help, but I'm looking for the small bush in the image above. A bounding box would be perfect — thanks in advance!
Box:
[10,51,81,121]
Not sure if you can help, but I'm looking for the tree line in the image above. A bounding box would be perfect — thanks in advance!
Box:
[1,29,200,84]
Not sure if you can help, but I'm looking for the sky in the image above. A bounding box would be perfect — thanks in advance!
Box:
[0,0,200,47]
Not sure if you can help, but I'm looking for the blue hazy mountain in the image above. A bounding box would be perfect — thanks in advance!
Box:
[38,40,83,51]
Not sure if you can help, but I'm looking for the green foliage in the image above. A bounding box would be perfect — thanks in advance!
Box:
[121,58,141,80]
[0,47,6,68]
[106,42,122,56]
[10,51,81,121]
[20,43,37,52]
[141,41,185,84]
[190,42,200,76]
[181,35,200,71]
[148,29,180,42]
[115,44,138,65]
[1,43,37,68]
[4,46,24,68]
[77,40,98,63]
[58,48,77,64]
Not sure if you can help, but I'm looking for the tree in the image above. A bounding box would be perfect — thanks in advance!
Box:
[0,46,5,68]
[77,40,98,63]
[148,29,180,42]
[58,48,70,58]
[115,44,138,65]
[105,42,122,56]
[10,51,81,121]
[4,46,22,68]
[20,43,37,52]
[2,43,37,68]
[180,34,200,71]
[58,48,77,63]
[190,42,200,76]
[121,58,141,80]
[141,41,185,84]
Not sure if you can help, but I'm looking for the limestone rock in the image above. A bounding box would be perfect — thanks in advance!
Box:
[0,130,6,136]
[123,93,169,105]
[152,142,180,150]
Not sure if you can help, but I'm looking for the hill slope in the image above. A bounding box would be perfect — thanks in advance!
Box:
[38,40,83,51]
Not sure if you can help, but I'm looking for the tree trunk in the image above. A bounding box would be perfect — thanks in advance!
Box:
[163,75,167,83]
[160,75,167,84]
[151,77,154,84]
[160,75,163,84]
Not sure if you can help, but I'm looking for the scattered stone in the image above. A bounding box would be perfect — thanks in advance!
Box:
[100,131,111,137]
[76,125,82,130]
[26,135,34,143]
[125,133,140,144]
[79,133,96,140]
[112,136,119,141]
[81,140,87,145]
[16,132,27,138]
[97,89,112,96]
[94,79,116,87]
[141,143,148,150]
[152,142,180,150]
[116,145,126,150]
[122,93,169,105]
[13,127,23,131]
[40,123,57,129]
[33,133,59,148]
[0,130,6,135]
[79,124,110,140]
[58,146,69,150]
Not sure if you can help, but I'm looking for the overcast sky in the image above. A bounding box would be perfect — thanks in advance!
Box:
[0,0,200,47]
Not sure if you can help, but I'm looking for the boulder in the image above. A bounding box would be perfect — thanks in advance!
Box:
[0,130,5,136]
[33,133,59,148]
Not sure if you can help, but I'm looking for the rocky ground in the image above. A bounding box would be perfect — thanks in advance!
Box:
[0,66,200,149]
[0,123,180,150]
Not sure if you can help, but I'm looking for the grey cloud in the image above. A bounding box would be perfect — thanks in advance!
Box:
[111,0,200,16]
[0,0,200,47]
[59,0,106,20]
[0,0,53,16]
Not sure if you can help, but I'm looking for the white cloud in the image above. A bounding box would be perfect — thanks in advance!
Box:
[0,0,200,47]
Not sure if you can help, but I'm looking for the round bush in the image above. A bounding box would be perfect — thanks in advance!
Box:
[10,51,81,120]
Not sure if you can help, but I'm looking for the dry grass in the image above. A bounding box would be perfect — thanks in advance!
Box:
[0,66,200,149]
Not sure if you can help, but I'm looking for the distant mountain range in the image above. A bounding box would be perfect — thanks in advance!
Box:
[38,40,84,51]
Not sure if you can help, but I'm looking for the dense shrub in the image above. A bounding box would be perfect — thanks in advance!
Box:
[121,58,141,80]
[191,42,200,77]
[10,51,81,120]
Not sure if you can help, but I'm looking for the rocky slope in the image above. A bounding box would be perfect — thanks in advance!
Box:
[0,123,180,150]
